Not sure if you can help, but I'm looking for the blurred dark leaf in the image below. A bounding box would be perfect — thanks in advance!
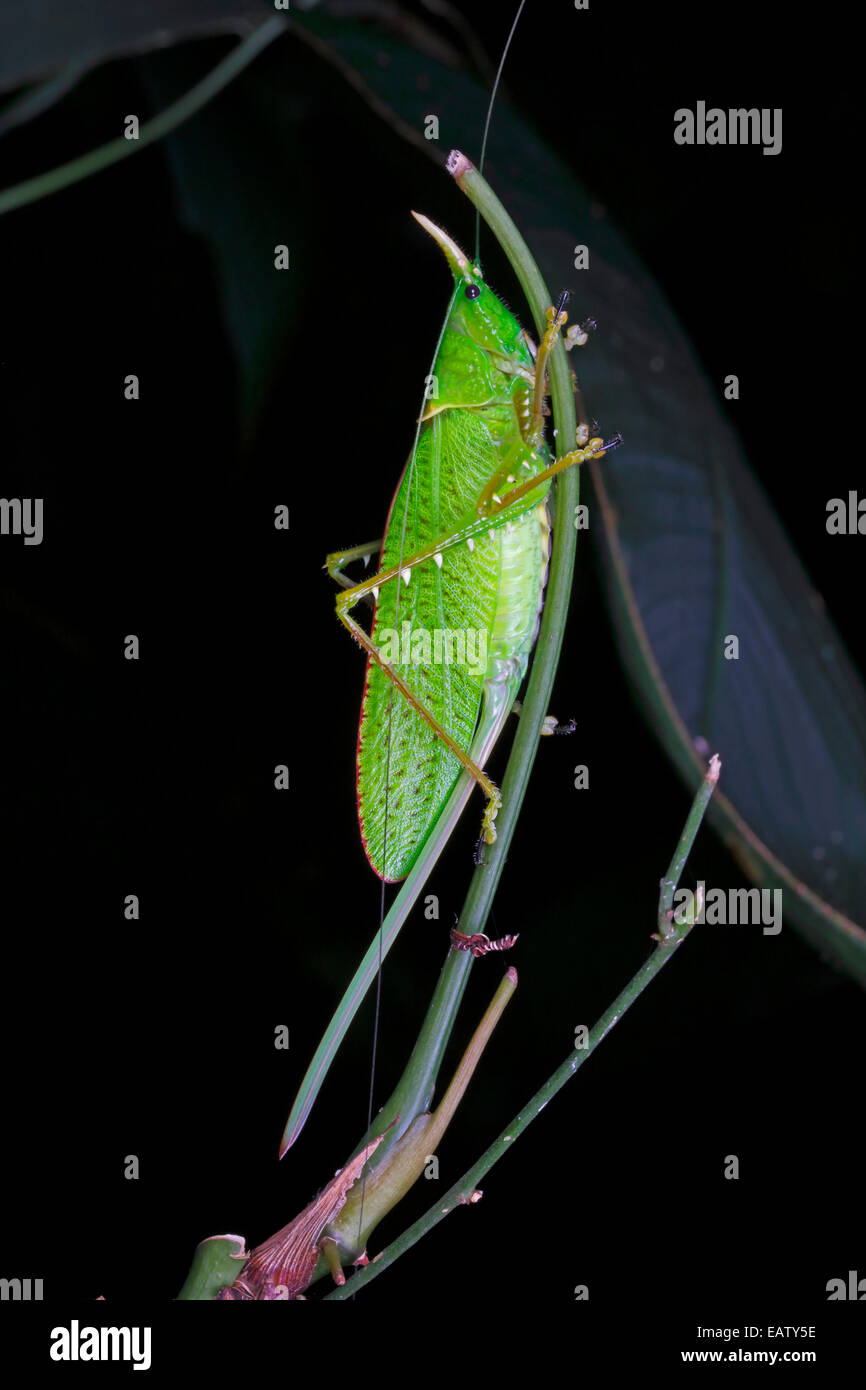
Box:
[139,42,308,441]
[0,0,272,93]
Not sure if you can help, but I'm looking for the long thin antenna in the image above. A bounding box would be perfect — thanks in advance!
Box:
[475,0,527,264]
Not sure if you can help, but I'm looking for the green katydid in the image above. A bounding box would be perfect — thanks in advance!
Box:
[280,150,618,1158]
[334,218,609,880]
[333,173,615,883]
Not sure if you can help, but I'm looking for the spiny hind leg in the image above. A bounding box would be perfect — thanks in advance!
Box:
[329,430,615,601]
[481,432,622,518]
[335,597,502,846]
[332,493,540,615]
[327,539,382,591]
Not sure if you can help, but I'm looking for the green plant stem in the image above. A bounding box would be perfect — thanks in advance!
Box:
[280,784,478,1155]
[281,155,581,1157]
[315,967,518,1279]
[445,151,580,934]
[658,754,720,927]
[325,948,678,1298]
[0,17,287,216]
[325,761,719,1299]
[0,60,91,137]
[333,154,581,1169]
[176,1235,247,1301]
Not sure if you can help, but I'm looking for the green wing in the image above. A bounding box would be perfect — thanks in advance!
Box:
[357,410,501,881]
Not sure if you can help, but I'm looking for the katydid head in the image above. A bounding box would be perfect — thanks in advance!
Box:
[411,211,526,360]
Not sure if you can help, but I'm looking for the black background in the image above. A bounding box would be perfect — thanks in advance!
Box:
[1,0,861,1365]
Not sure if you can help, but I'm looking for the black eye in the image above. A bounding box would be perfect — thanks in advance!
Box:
[464,284,481,300]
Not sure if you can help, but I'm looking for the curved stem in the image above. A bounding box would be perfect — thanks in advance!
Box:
[0,60,91,137]
[325,760,720,1299]
[325,943,680,1299]
[443,151,580,939]
[281,155,580,1157]
[0,17,287,216]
